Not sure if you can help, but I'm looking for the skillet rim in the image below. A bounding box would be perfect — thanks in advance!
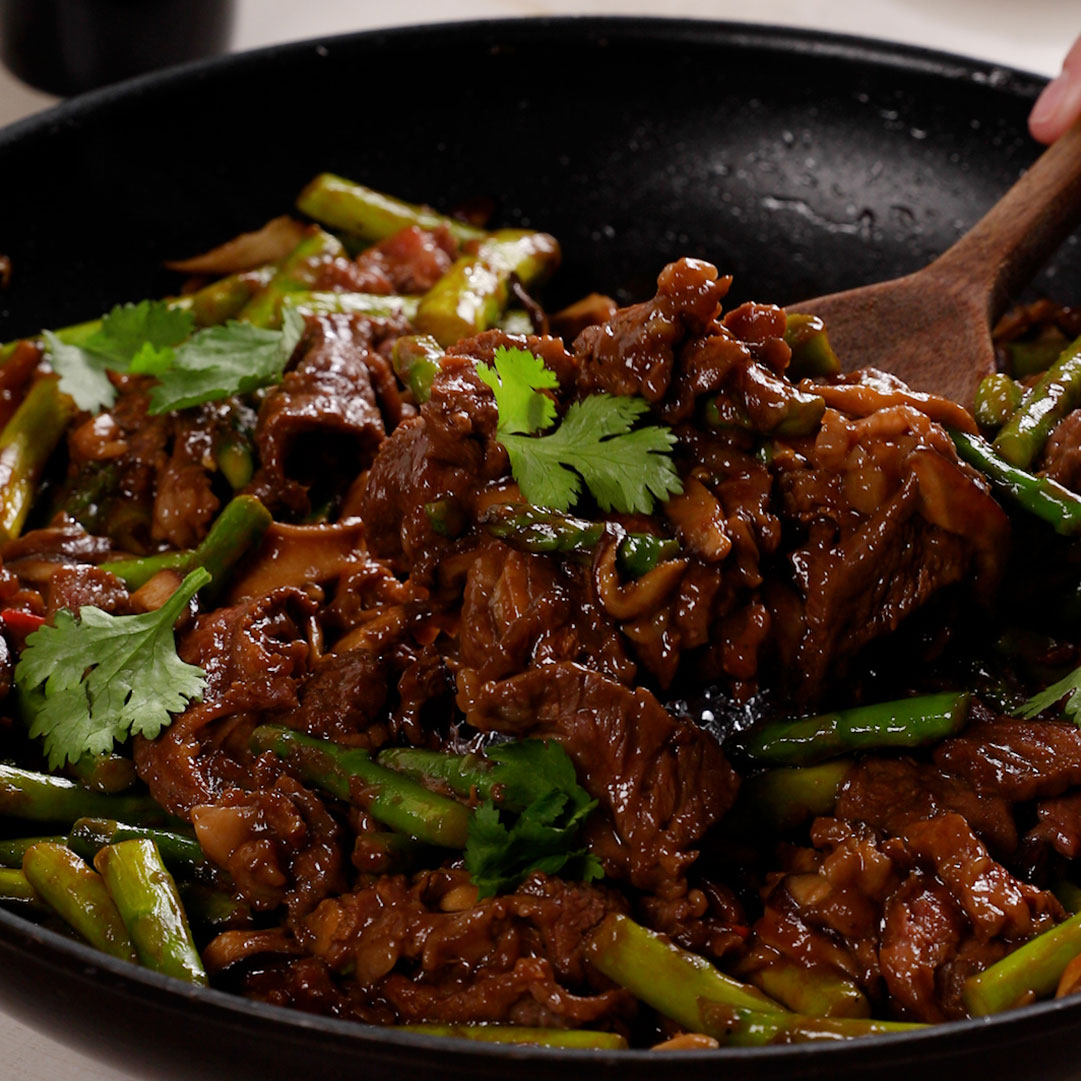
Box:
[0,13,1072,1071]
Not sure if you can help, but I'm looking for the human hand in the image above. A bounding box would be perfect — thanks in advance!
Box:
[1030,35,1081,143]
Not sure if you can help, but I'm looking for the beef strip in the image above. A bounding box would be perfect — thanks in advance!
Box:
[835,757,1018,856]
[251,311,407,517]
[1041,410,1081,492]
[134,587,315,816]
[44,564,131,619]
[573,257,729,402]
[934,714,1081,801]
[773,400,1009,696]
[191,774,347,918]
[286,647,390,748]
[290,870,632,1028]
[459,541,635,686]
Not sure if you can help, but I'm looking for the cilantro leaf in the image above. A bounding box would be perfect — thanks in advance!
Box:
[478,346,682,514]
[476,345,558,435]
[1015,664,1081,724]
[500,393,682,514]
[14,568,210,768]
[41,298,296,416]
[464,739,603,897]
[86,300,194,368]
[43,331,116,413]
[147,322,290,414]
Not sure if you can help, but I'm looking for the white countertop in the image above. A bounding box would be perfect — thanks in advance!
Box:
[0,1,1078,1078]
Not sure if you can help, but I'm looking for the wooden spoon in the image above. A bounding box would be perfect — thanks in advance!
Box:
[788,118,1081,407]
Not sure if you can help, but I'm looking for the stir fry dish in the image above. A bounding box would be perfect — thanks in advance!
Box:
[4,172,1081,1050]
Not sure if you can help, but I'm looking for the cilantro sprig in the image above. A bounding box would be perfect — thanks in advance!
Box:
[476,346,682,515]
[464,739,603,898]
[44,299,300,415]
[14,568,210,768]
[1015,663,1081,725]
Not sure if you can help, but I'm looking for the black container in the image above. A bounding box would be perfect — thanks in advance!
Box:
[1,17,1080,1081]
[0,0,234,95]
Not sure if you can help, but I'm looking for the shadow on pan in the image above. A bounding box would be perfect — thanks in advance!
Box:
[0,16,1080,1081]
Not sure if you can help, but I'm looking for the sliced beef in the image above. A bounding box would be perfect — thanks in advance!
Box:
[1042,410,1081,492]
[459,541,634,686]
[879,874,967,1022]
[360,354,504,577]
[902,814,1061,941]
[835,757,1018,856]
[295,870,632,1027]
[150,408,221,549]
[251,311,407,517]
[934,715,1081,801]
[462,661,738,897]
[773,402,1009,696]
[134,588,316,816]
[44,564,131,619]
[191,774,347,918]
[286,647,390,748]
[574,257,728,402]
[352,225,458,295]
[1026,791,1081,860]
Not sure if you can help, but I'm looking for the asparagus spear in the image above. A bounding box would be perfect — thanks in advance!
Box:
[177,881,252,934]
[68,818,206,878]
[737,760,852,831]
[296,173,485,247]
[746,956,870,1019]
[479,503,680,575]
[587,914,921,1044]
[413,230,560,347]
[282,291,419,323]
[0,378,77,542]
[973,373,1023,431]
[480,503,604,558]
[94,839,207,985]
[0,866,42,907]
[104,494,272,592]
[1053,880,1081,915]
[783,313,842,378]
[618,534,681,577]
[376,748,504,804]
[424,498,469,539]
[993,335,1081,467]
[0,763,169,825]
[742,692,970,766]
[1005,338,1068,378]
[22,842,138,962]
[189,266,276,327]
[951,429,1081,535]
[697,1003,923,1044]
[391,334,444,404]
[213,428,255,491]
[963,910,1081,1015]
[586,913,786,1023]
[238,228,346,329]
[396,1025,627,1050]
[0,835,64,868]
[68,752,137,794]
[250,725,471,848]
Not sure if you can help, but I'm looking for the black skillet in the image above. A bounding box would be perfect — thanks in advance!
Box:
[1,17,1080,1081]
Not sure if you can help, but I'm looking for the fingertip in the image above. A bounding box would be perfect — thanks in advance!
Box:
[1029,71,1081,144]
[1029,77,1065,144]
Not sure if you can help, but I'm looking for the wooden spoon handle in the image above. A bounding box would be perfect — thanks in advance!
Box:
[930,115,1081,319]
